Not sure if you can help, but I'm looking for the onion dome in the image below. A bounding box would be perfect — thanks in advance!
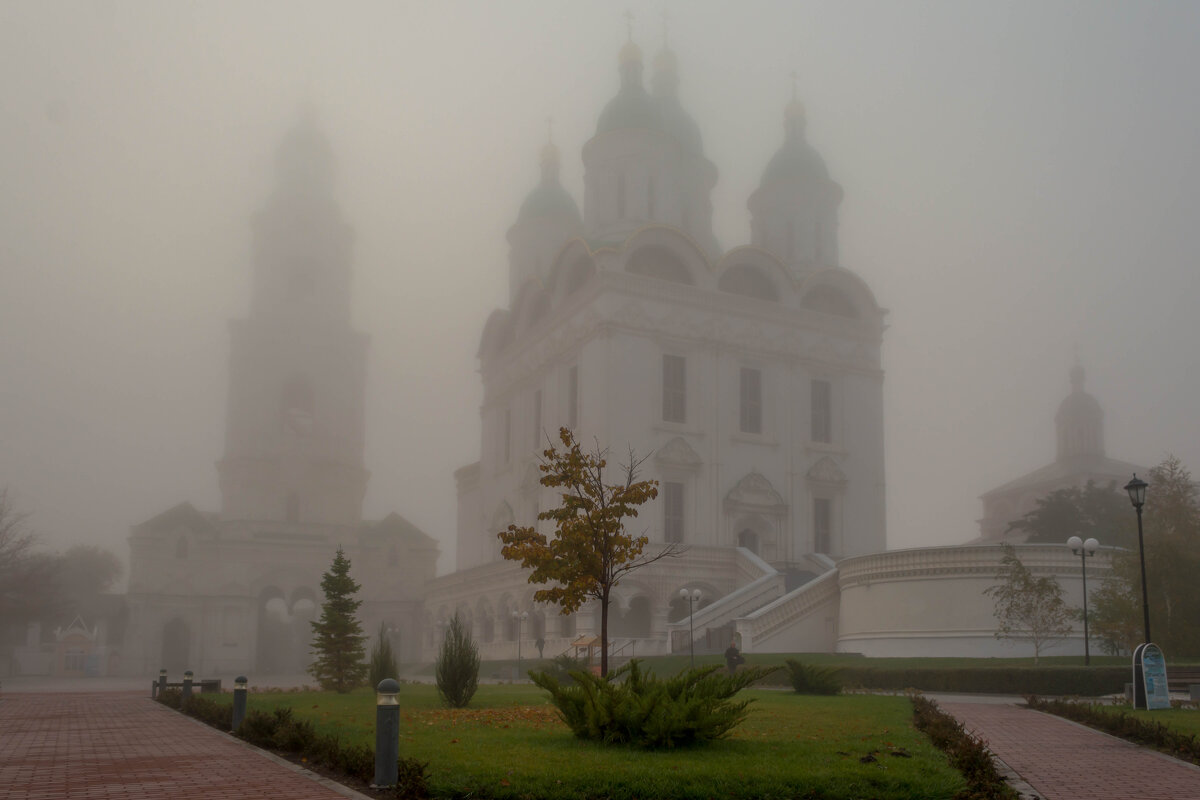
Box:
[516,134,581,224]
[651,44,704,156]
[596,35,662,135]
[760,93,829,187]
[1056,364,1105,460]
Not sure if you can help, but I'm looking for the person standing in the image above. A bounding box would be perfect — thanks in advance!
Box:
[724,639,744,675]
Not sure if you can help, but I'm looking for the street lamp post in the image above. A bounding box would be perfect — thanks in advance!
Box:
[1124,474,1150,644]
[1067,535,1099,666]
[679,588,702,670]
[512,611,528,680]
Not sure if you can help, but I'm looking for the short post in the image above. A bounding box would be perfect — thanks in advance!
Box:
[232,676,248,732]
[373,678,400,788]
[156,668,167,699]
[181,669,194,704]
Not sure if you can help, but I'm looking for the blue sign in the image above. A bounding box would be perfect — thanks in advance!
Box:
[1140,643,1171,710]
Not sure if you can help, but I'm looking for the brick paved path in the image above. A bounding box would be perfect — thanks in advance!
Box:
[941,701,1200,800]
[0,691,359,800]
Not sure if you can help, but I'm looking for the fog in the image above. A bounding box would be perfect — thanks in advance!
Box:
[1,1,1197,577]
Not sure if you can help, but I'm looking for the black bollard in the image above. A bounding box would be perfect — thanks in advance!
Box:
[373,679,400,787]
[156,668,167,699]
[181,669,194,704]
[232,676,248,731]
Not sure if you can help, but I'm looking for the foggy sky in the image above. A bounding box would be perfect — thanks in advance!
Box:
[1,0,1197,577]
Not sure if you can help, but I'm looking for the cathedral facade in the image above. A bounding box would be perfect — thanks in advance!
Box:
[425,38,887,658]
[121,111,438,677]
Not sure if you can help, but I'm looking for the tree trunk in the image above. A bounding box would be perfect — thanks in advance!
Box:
[600,589,610,677]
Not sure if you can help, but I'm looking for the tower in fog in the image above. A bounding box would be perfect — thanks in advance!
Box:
[122,111,436,676]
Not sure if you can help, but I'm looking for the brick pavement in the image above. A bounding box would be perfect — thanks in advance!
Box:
[941,701,1200,800]
[0,691,362,800]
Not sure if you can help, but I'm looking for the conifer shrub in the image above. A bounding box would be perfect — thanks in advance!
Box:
[531,658,778,748]
[435,612,480,708]
[910,694,1016,800]
[181,694,233,729]
[369,621,400,688]
[784,659,842,695]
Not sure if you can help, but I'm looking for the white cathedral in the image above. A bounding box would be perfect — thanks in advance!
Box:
[424,36,887,659]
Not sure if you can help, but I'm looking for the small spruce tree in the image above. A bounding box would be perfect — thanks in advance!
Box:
[368,621,399,688]
[309,546,369,693]
[435,612,479,708]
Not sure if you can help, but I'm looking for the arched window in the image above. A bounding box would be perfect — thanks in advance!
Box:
[627,246,693,285]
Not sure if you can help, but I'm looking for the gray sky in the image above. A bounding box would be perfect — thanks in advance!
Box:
[1,0,1197,575]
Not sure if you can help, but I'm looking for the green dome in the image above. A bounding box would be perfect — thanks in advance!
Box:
[517,180,581,224]
[597,84,662,135]
[656,96,703,156]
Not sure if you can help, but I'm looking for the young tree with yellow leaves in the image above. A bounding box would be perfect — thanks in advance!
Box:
[498,428,681,676]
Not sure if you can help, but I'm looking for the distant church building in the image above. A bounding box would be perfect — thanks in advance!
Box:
[978,365,1142,542]
[122,110,438,676]
[425,36,887,657]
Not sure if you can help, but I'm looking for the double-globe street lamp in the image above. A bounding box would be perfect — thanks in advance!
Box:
[1066,535,1099,665]
[1123,474,1150,645]
[512,611,529,680]
[679,588,702,669]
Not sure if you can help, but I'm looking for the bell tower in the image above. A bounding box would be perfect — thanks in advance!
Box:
[216,107,369,528]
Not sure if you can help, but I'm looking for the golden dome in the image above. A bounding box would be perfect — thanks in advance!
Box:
[654,46,677,73]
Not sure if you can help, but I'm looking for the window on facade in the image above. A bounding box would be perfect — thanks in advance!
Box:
[811,379,832,443]
[813,498,832,553]
[532,389,542,449]
[737,529,759,555]
[662,355,686,423]
[740,367,762,434]
[503,408,511,463]
[664,481,684,543]
[567,366,579,429]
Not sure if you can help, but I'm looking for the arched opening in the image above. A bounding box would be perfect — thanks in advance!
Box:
[667,590,712,623]
[801,285,858,318]
[737,529,760,555]
[719,265,779,302]
[627,245,694,285]
[623,596,651,637]
[161,617,190,673]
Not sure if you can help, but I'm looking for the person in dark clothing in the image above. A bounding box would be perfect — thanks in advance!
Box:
[724,640,744,675]
[536,637,545,659]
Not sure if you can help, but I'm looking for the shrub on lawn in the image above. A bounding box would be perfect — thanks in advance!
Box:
[910,694,1016,800]
[548,653,588,686]
[182,694,233,729]
[436,612,480,708]
[154,688,181,709]
[784,659,841,695]
[531,658,777,748]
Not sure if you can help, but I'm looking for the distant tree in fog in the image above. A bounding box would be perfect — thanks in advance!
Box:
[984,543,1073,664]
[1007,480,1133,549]
[1091,455,1200,655]
[0,488,52,626]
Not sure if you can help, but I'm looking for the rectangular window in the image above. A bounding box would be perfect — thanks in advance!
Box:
[664,482,684,543]
[811,379,832,443]
[532,389,542,449]
[662,355,686,423]
[567,366,579,429]
[814,498,831,553]
[740,367,762,434]
[503,408,511,463]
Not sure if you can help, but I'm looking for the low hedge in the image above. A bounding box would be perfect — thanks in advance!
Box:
[759,666,1127,696]
[911,694,1017,800]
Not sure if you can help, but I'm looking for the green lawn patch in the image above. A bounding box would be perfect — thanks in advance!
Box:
[217,684,967,799]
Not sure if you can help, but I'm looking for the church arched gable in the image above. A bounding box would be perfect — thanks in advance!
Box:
[620,226,712,288]
[715,246,793,303]
[797,267,881,321]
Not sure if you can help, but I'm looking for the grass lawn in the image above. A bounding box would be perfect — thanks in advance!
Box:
[223,684,967,799]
